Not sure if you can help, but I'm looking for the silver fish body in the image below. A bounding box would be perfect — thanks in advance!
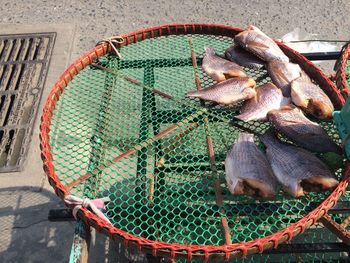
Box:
[202,47,247,82]
[225,132,278,198]
[291,76,334,119]
[187,77,256,105]
[267,60,302,96]
[234,25,289,62]
[267,106,341,154]
[236,82,290,122]
[260,130,338,197]
[225,44,265,69]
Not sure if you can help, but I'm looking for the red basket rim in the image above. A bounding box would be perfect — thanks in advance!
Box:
[335,42,350,99]
[39,23,349,261]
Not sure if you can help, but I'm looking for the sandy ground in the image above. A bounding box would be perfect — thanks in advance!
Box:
[0,1,349,262]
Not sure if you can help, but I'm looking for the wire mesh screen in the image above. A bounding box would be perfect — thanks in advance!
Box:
[48,34,344,246]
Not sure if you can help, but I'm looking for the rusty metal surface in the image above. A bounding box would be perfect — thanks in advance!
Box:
[0,32,56,172]
[320,214,350,246]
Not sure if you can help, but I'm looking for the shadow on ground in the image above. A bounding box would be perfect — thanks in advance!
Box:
[0,186,147,263]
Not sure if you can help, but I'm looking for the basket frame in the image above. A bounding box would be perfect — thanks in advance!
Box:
[40,23,349,261]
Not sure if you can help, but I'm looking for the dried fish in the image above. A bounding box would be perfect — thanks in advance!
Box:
[225,132,278,198]
[202,47,247,82]
[260,130,338,197]
[187,77,256,105]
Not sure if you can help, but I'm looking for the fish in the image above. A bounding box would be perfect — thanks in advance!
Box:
[266,60,302,96]
[235,82,290,122]
[202,47,247,82]
[186,77,256,105]
[267,106,341,154]
[234,25,289,62]
[260,130,338,197]
[225,132,278,198]
[291,75,334,119]
[225,44,265,69]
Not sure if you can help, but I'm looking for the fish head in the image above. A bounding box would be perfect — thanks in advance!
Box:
[307,99,333,119]
[244,179,276,199]
[301,176,339,192]
[234,30,252,49]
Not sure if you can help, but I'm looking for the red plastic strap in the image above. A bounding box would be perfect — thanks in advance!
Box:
[335,42,350,99]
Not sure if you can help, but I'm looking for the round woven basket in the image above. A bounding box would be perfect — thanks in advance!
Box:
[40,24,349,261]
[335,42,350,99]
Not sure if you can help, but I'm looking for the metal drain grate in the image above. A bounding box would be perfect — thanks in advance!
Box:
[0,32,56,172]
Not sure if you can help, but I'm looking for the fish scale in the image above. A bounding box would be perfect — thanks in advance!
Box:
[236,82,290,121]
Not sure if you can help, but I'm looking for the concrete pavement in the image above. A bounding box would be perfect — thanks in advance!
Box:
[0,1,350,262]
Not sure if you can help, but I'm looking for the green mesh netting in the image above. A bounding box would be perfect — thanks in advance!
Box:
[49,34,345,248]
[179,222,350,262]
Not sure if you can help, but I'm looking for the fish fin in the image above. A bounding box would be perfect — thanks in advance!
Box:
[259,128,278,146]
[223,70,247,79]
[279,104,296,111]
[291,81,309,108]
[248,42,269,51]
[225,152,242,194]
[235,112,253,122]
[213,72,226,82]
[204,46,216,56]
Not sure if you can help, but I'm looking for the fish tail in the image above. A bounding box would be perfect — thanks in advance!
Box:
[236,132,255,143]
[204,46,215,55]
[186,90,200,97]
[235,112,253,122]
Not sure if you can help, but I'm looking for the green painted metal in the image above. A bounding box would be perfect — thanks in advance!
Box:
[49,34,346,261]
[333,97,350,160]
[69,220,91,263]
